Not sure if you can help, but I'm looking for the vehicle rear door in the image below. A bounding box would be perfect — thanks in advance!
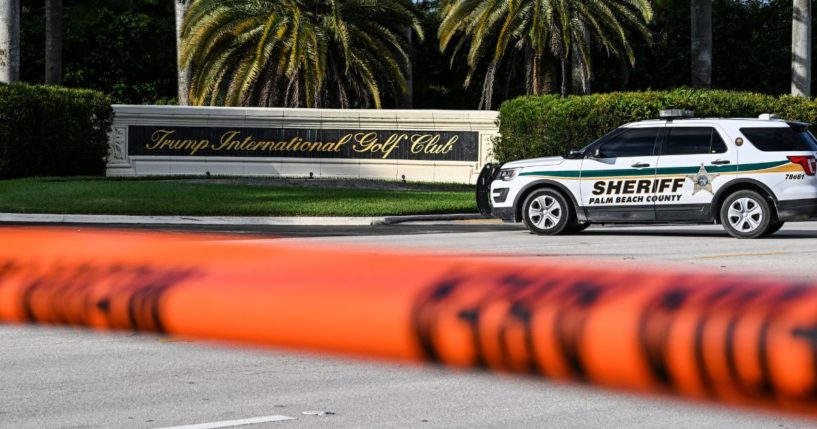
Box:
[654,125,736,221]
[580,126,662,222]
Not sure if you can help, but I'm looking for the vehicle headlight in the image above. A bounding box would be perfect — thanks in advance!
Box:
[497,168,520,181]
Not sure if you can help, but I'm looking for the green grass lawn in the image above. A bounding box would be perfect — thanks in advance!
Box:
[0,177,477,216]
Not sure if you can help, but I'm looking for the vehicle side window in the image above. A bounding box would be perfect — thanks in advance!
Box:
[597,128,659,158]
[740,127,817,151]
[662,127,727,155]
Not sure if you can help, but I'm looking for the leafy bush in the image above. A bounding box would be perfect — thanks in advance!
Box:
[0,83,113,179]
[495,89,817,163]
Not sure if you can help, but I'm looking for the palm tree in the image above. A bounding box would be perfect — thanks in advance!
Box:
[0,0,20,83]
[180,0,423,108]
[690,0,711,89]
[438,0,653,108]
[792,0,811,97]
[45,0,62,85]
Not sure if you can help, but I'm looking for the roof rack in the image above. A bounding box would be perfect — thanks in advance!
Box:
[659,109,694,120]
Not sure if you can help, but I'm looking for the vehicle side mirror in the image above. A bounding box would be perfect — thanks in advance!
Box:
[569,149,583,158]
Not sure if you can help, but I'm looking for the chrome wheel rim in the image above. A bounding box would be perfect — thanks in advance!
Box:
[727,197,763,233]
[528,195,562,230]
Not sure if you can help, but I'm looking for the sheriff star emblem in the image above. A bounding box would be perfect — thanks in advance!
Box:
[685,164,719,195]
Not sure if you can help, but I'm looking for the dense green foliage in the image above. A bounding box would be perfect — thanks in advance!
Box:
[412,0,482,109]
[439,0,653,107]
[181,0,423,108]
[21,0,176,104]
[599,0,795,94]
[0,178,476,216]
[0,83,113,179]
[495,89,817,162]
[13,0,817,108]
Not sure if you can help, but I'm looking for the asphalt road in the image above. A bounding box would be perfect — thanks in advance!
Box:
[3,221,817,429]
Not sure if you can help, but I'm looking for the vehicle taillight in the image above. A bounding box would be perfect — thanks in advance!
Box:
[788,155,817,176]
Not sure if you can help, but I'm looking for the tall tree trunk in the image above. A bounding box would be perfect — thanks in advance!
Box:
[524,42,531,94]
[398,24,413,108]
[175,0,191,105]
[531,52,541,95]
[479,62,496,110]
[0,0,20,83]
[571,23,591,94]
[560,55,568,97]
[541,50,556,94]
[792,0,811,97]
[45,0,62,85]
[690,0,712,88]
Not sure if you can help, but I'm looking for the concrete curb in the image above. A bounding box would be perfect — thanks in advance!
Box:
[377,214,489,225]
[0,213,488,227]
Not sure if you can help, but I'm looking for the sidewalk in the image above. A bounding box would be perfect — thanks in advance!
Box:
[0,213,489,226]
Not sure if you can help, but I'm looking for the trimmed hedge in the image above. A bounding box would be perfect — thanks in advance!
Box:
[495,89,817,163]
[0,83,113,179]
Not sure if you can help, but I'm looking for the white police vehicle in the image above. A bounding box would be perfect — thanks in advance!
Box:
[476,111,817,238]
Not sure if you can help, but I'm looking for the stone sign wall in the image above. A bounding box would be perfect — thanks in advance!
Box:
[107,106,498,184]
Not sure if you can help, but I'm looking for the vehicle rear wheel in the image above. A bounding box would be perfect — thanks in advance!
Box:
[763,221,785,236]
[522,189,571,235]
[720,190,772,239]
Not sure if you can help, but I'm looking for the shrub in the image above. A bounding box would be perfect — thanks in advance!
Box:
[495,89,817,163]
[0,83,113,179]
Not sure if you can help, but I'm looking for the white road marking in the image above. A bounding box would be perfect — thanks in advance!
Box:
[155,415,296,429]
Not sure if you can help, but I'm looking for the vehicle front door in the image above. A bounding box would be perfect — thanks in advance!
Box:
[580,126,662,222]
[654,125,736,221]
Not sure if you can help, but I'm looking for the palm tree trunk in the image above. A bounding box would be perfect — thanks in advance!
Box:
[399,25,413,108]
[45,0,62,85]
[560,55,568,97]
[524,42,532,94]
[0,0,20,83]
[541,51,556,94]
[690,0,712,88]
[792,0,811,97]
[175,0,191,105]
[531,53,541,95]
[479,62,496,110]
[571,24,591,94]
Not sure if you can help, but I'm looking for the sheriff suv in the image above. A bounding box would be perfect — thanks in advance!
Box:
[476,111,817,238]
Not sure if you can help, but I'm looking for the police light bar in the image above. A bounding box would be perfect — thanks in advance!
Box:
[758,113,780,120]
[659,109,694,120]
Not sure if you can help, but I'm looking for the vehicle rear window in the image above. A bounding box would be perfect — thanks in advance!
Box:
[662,127,727,155]
[740,127,817,151]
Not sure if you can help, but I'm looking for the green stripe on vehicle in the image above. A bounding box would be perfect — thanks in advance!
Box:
[519,160,789,179]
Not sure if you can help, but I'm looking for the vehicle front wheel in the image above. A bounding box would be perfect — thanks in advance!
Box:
[522,189,571,235]
[720,190,772,239]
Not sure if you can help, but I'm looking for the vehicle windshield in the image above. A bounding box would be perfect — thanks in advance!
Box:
[566,128,625,157]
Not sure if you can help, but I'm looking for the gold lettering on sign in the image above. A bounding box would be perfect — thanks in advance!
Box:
[411,134,457,155]
[211,131,351,154]
[146,129,210,155]
[142,128,464,158]
[352,132,406,159]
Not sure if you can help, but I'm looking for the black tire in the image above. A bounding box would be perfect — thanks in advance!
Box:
[763,221,785,236]
[565,222,592,234]
[720,190,772,239]
[522,189,571,235]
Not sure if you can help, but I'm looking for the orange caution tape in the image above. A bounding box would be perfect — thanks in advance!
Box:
[2,227,817,416]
